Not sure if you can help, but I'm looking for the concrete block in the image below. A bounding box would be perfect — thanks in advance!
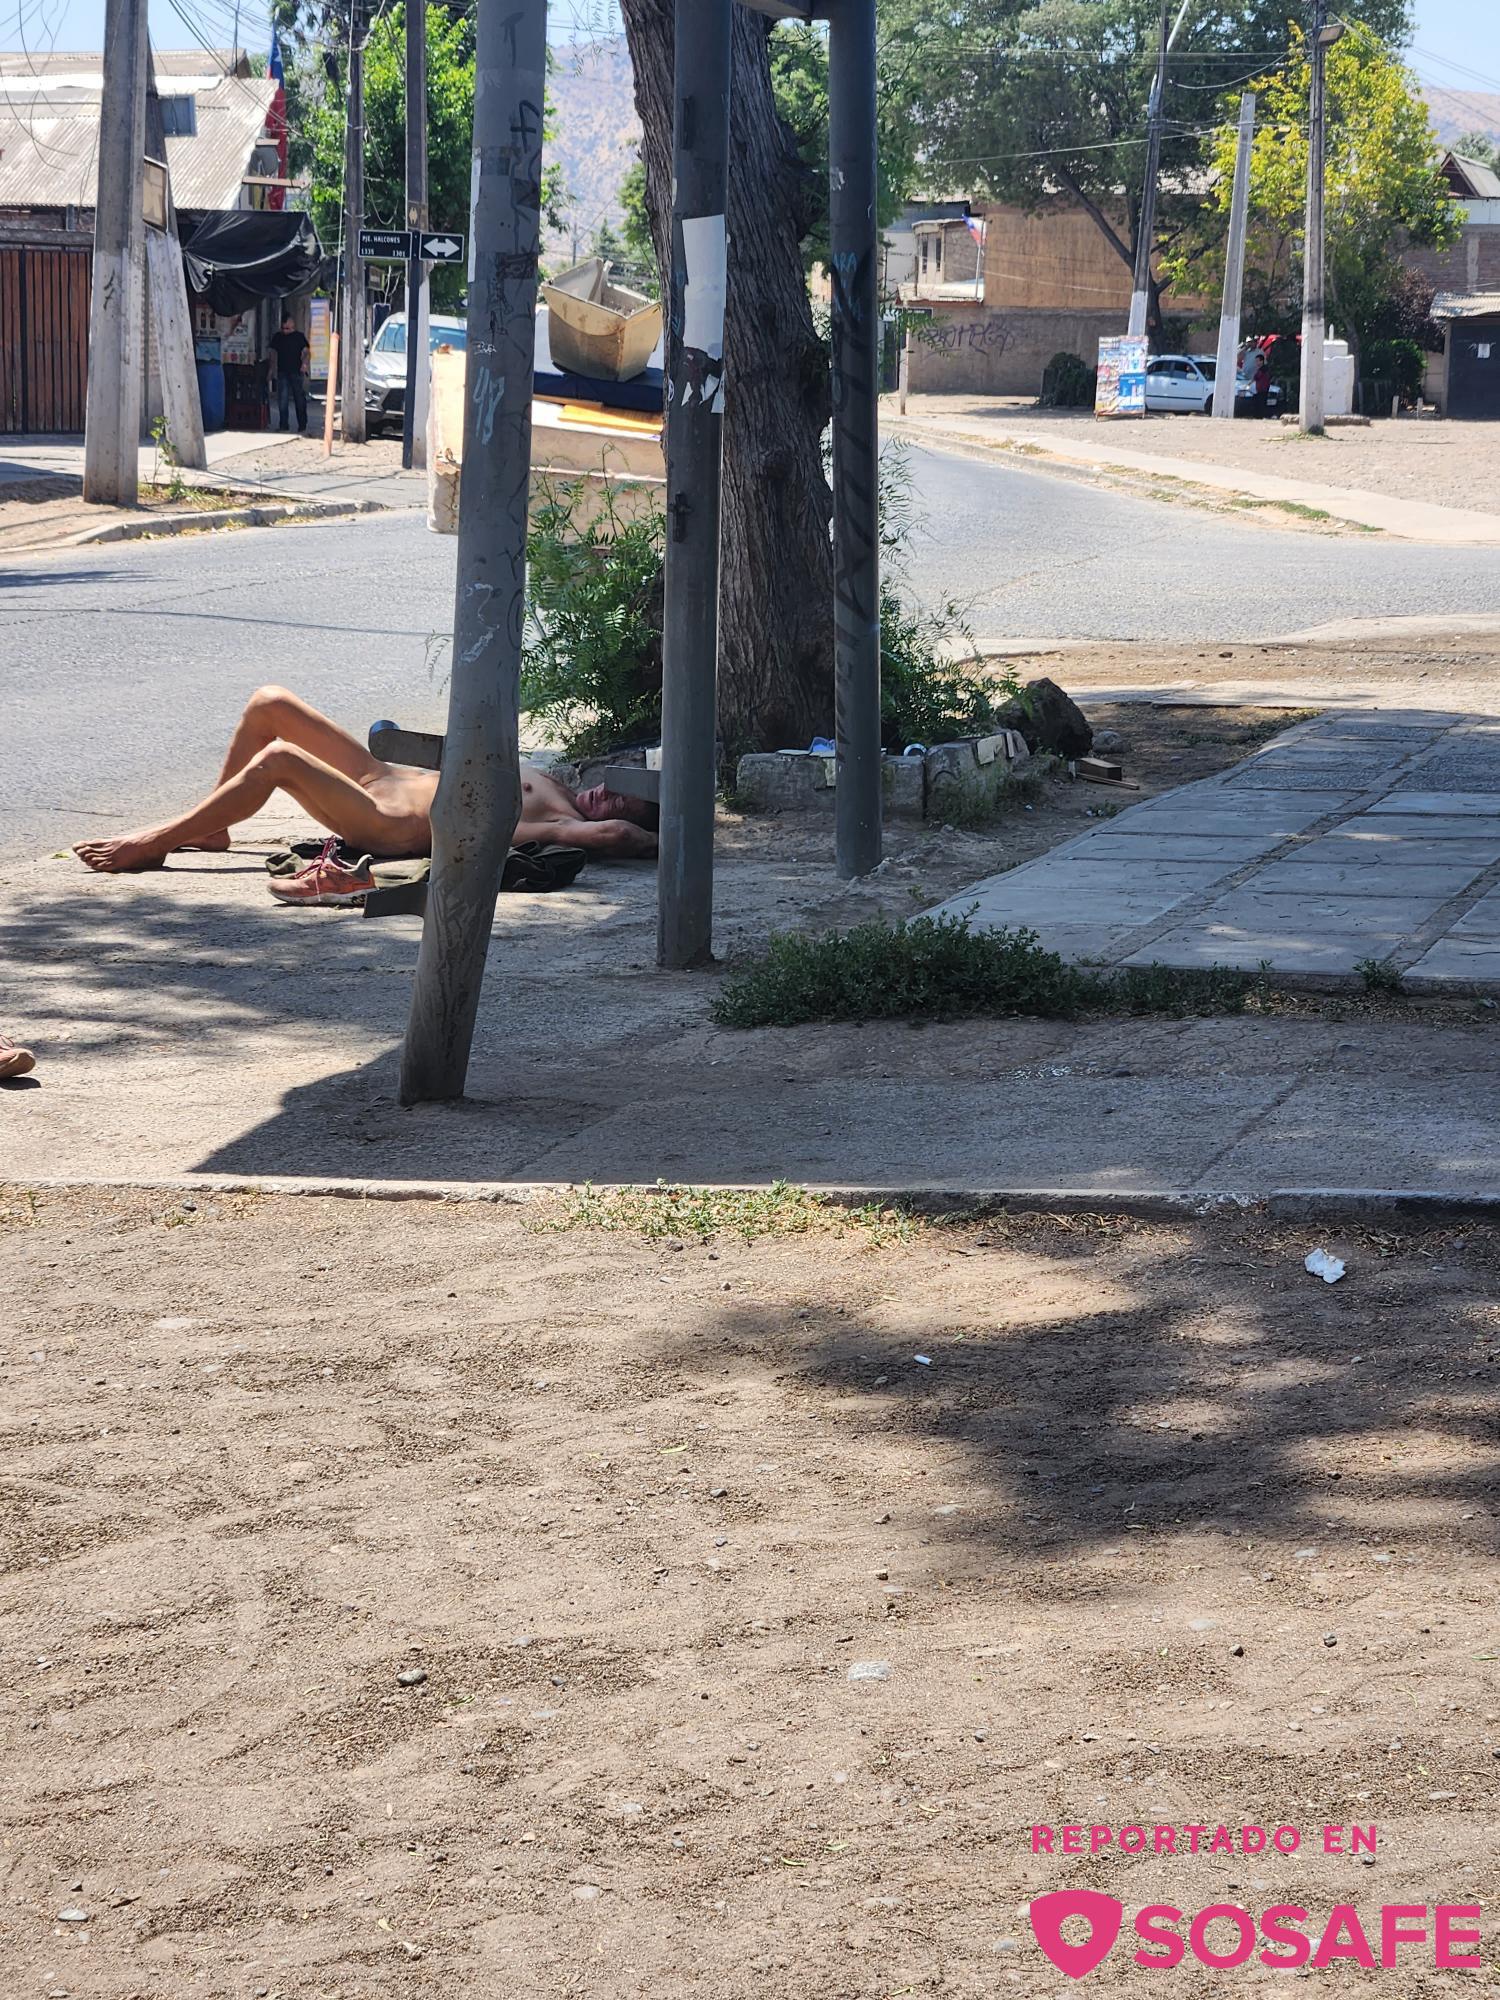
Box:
[734,750,925,819]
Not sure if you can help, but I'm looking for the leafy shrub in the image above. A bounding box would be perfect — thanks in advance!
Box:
[520,476,665,759]
[1038,351,1097,408]
[878,439,1019,749]
[712,915,1257,1028]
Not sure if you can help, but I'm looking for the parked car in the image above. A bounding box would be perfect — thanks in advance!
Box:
[364,311,468,431]
[1144,352,1283,416]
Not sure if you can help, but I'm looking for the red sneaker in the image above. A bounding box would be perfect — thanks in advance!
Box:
[267,836,375,908]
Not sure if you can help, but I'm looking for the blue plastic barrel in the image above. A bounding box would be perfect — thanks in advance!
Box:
[195,359,226,433]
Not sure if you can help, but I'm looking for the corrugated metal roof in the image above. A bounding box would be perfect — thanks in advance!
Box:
[0,48,246,78]
[0,73,275,212]
[1447,151,1500,200]
[1432,290,1500,319]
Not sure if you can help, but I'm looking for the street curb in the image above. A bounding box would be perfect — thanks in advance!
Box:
[66,495,389,547]
[10,1175,1500,1222]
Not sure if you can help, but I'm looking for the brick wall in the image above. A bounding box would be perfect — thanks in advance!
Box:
[907,304,1126,396]
[1404,220,1500,296]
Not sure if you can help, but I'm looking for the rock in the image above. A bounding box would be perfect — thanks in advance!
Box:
[396,1668,428,1687]
[847,1659,892,1683]
[1323,1632,1338,1647]
[1091,728,1126,753]
[1230,1644,1245,1658]
[56,1907,90,1923]
[995,677,1093,759]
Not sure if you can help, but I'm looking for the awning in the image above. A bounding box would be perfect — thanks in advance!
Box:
[182,209,323,316]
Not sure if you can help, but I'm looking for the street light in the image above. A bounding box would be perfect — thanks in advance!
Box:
[1299,2,1344,431]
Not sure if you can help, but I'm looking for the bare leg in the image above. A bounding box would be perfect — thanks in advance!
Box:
[170,687,383,855]
[215,684,383,787]
[75,742,429,874]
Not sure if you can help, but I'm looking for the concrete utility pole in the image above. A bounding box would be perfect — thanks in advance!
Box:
[1300,0,1339,433]
[83,0,149,505]
[827,0,882,880]
[657,0,731,970]
[401,0,429,471]
[1211,91,1256,420]
[341,0,368,444]
[1128,0,1194,341]
[399,0,547,1103]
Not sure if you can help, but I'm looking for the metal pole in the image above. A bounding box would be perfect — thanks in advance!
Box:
[657,0,731,971]
[827,0,882,881]
[399,0,547,1103]
[1300,0,1327,433]
[402,0,429,470]
[82,0,148,505]
[1127,0,1172,340]
[341,2,368,443]
[1211,91,1256,420]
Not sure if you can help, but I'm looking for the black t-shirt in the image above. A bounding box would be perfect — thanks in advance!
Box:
[270,328,309,374]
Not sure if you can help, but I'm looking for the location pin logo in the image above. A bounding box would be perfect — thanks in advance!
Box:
[1029,1889,1126,1978]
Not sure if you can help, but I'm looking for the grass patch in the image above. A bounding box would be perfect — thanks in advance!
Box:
[1356,955,1405,995]
[712,915,1261,1029]
[533,1178,914,1244]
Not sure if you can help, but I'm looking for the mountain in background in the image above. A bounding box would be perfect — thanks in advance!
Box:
[1424,83,1500,152]
[547,32,641,267]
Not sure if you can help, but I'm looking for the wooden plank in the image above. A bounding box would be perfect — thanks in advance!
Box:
[0,249,19,432]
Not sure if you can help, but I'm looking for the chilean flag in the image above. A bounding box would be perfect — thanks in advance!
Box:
[267,27,287,210]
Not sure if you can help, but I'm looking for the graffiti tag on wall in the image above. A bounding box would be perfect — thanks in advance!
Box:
[913,315,1016,358]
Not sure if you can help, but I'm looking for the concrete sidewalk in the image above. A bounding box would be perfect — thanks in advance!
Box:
[887,404,1500,546]
[3,779,1499,1206]
[931,708,1500,987]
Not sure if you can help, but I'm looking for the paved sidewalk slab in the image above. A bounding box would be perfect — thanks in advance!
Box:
[929,709,1500,990]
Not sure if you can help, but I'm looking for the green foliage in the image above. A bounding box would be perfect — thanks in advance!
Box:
[1038,350,1097,408]
[712,915,1258,1029]
[877,438,1019,751]
[1163,25,1457,358]
[289,4,567,311]
[875,0,1416,327]
[767,22,920,275]
[1455,130,1500,171]
[520,478,666,760]
[618,156,658,294]
[1356,955,1404,994]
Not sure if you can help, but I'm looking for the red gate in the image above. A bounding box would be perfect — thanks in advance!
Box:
[0,245,92,433]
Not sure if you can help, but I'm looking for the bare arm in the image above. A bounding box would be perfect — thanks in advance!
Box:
[523,814,657,858]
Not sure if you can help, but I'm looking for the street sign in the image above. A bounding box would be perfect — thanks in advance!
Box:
[359,227,412,261]
[418,232,465,265]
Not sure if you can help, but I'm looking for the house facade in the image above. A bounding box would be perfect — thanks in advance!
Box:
[1404,153,1500,415]
[0,50,299,435]
[901,198,1169,398]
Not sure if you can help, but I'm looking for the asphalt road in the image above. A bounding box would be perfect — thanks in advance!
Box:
[901,443,1500,648]
[5,446,1500,861]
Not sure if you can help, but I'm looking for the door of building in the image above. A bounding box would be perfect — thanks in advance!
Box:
[1447,318,1500,420]
[0,246,92,433]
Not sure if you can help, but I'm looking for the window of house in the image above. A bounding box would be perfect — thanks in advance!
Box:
[159,94,197,136]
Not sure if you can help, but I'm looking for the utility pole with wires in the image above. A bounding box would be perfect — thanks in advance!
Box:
[1211,90,1256,419]
[402,0,429,470]
[341,0,368,443]
[1299,0,1343,433]
[83,0,149,504]
[1127,0,1193,342]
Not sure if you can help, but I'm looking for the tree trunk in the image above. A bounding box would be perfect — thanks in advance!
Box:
[621,0,834,756]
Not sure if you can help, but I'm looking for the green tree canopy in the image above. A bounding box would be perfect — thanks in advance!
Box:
[281,2,566,310]
[874,0,1416,331]
[1161,22,1458,357]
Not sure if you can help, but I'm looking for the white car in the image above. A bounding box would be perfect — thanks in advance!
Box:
[1144,353,1282,416]
[364,311,468,431]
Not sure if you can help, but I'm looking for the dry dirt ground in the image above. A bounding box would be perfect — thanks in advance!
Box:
[0,476,263,557]
[2,1191,1497,1999]
[899,401,1500,520]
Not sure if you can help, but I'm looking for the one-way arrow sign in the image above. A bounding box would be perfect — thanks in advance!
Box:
[419,232,465,264]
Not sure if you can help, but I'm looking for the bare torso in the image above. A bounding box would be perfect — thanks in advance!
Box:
[366,762,579,842]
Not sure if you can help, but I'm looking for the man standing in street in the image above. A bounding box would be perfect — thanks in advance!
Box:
[268,310,310,434]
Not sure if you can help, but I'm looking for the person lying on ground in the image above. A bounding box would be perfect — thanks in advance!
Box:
[73,685,659,874]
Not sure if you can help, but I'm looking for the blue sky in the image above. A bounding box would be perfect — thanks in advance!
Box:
[5,0,1496,98]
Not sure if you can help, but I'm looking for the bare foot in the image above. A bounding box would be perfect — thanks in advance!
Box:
[73,833,171,873]
[174,831,231,853]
